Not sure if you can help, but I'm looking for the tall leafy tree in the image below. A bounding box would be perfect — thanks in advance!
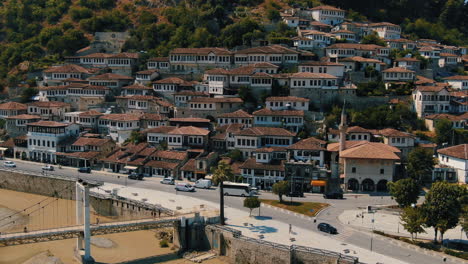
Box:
[422,181,466,242]
[407,148,435,183]
[272,181,289,203]
[243,196,261,216]
[435,119,454,145]
[388,178,420,208]
[400,206,426,241]
[211,161,235,225]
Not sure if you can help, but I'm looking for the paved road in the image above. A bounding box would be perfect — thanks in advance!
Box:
[2,159,460,264]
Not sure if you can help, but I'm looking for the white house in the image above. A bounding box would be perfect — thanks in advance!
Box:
[382,67,415,87]
[287,137,327,167]
[234,127,296,158]
[395,57,421,71]
[437,144,468,184]
[98,113,141,144]
[27,121,80,163]
[42,64,91,86]
[217,110,253,127]
[298,61,345,79]
[265,96,310,111]
[412,86,451,118]
[309,5,345,26]
[253,108,304,132]
[369,22,401,39]
[444,75,468,90]
[147,57,170,72]
[169,47,232,73]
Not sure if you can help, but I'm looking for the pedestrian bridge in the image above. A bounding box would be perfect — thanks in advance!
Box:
[0,216,181,246]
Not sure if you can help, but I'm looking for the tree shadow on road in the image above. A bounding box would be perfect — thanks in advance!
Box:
[229,224,278,234]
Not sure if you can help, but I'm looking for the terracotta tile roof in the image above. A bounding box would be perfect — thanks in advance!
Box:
[341,56,385,64]
[415,86,448,92]
[145,160,179,170]
[228,65,256,75]
[253,108,304,116]
[333,29,355,34]
[396,57,420,62]
[252,62,279,68]
[309,21,332,27]
[299,61,344,66]
[72,137,112,147]
[425,113,468,121]
[266,96,310,102]
[148,57,169,62]
[340,142,401,160]
[56,151,101,159]
[171,47,232,55]
[215,123,244,133]
[240,158,285,171]
[173,91,209,96]
[180,159,196,171]
[251,72,272,78]
[287,137,326,151]
[382,67,415,73]
[79,110,103,117]
[419,143,437,149]
[377,128,415,138]
[235,45,299,55]
[235,127,296,137]
[369,22,399,27]
[290,72,338,79]
[327,43,386,50]
[205,68,230,75]
[145,126,177,134]
[0,138,15,148]
[189,97,243,103]
[347,126,373,133]
[168,126,210,136]
[0,102,27,110]
[438,144,468,160]
[80,52,139,59]
[27,120,70,127]
[327,140,368,152]
[310,5,344,11]
[123,84,153,90]
[141,113,165,121]
[169,117,210,123]
[415,75,436,84]
[153,77,186,84]
[43,64,90,73]
[88,73,133,80]
[100,113,141,121]
[218,110,253,118]
[444,75,468,81]
[6,114,40,120]
[255,146,287,153]
[136,69,158,75]
[418,46,440,52]
[28,101,70,108]
[439,53,458,57]
[152,150,187,161]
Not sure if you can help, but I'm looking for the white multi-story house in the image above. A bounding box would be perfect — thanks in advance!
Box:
[146,126,209,150]
[234,127,296,158]
[169,48,232,73]
[147,57,170,72]
[424,113,468,132]
[0,102,27,118]
[328,126,373,142]
[298,61,345,79]
[439,53,459,68]
[444,75,468,90]
[5,114,41,138]
[282,16,300,27]
[217,110,253,127]
[233,45,299,66]
[152,77,194,100]
[385,39,416,50]
[203,68,230,95]
[265,96,310,111]
[115,95,174,116]
[88,73,134,89]
[382,67,415,87]
[309,5,345,26]
[287,137,326,167]
[253,108,304,132]
[376,128,416,158]
[135,69,159,85]
[295,30,332,49]
[42,64,91,86]
[121,83,153,96]
[27,120,80,163]
[395,57,421,71]
[240,148,286,189]
[437,144,468,184]
[98,113,141,144]
[412,85,451,118]
[332,29,356,42]
[340,56,386,72]
[418,46,441,61]
[27,101,71,121]
[289,72,339,93]
[173,91,209,107]
[182,97,243,118]
[66,52,139,76]
[325,43,390,61]
[369,22,401,39]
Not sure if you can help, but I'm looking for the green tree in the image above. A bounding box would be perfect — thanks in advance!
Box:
[211,161,236,225]
[243,196,261,216]
[227,149,243,162]
[127,131,145,144]
[272,181,289,203]
[388,178,420,208]
[407,148,435,183]
[361,32,386,46]
[400,206,426,241]
[422,181,466,242]
[20,87,38,103]
[435,119,453,145]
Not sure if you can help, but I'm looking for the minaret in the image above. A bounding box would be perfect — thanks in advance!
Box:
[339,101,347,153]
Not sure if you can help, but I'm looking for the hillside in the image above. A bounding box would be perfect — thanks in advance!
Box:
[0,0,466,88]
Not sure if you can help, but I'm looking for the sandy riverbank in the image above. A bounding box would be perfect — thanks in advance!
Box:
[0,189,226,264]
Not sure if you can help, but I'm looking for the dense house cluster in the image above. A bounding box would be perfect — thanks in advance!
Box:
[0,4,467,193]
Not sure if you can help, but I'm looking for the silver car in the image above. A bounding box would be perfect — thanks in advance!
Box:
[4,161,16,167]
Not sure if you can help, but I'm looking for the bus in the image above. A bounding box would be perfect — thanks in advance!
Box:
[222,182,257,197]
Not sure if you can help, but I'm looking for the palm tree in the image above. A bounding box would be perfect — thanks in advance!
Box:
[211,161,235,225]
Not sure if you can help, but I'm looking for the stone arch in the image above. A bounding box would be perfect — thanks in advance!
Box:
[362,178,375,192]
[377,180,388,192]
[347,178,359,191]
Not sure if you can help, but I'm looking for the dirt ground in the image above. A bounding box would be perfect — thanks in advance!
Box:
[0,189,227,264]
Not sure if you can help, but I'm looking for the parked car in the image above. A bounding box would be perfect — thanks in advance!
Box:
[194,179,212,189]
[78,167,91,173]
[175,183,195,192]
[323,192,343,199]
[286,191,304,197]
[160,177,175,185]
[3,161,16,168]
[42,165,54,171]
[317,223,337,234]
[128,173,144,180]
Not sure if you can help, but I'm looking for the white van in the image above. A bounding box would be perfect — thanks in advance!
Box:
[194,179,212,189]
[175,183,195,192]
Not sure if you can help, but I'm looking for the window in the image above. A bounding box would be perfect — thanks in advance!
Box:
[380,169,384,174]
[352,167,356,173]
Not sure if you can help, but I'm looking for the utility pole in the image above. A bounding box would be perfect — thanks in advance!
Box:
[76,179,95,264]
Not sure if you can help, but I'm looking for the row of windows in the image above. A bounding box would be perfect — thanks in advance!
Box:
[385,72,414,79]
[218,118,251,124]
[154,84,176,91]
[351,167,385,174]
[29,139,56,148]
[90,81,118,87]
[237,138,257,147]
[190,103,214,109]
[300,66,328,73]
[292,79,336,87]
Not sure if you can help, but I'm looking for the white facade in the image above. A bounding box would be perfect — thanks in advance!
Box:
[310,7,345,26]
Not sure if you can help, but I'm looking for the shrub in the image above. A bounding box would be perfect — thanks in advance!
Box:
[159,239,169,248]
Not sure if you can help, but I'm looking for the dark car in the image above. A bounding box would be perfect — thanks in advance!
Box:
[286,191,304,198]
[128,173,144,180]
[323,192,343,199]
[78,167,91,173]
[317,223,337,234]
